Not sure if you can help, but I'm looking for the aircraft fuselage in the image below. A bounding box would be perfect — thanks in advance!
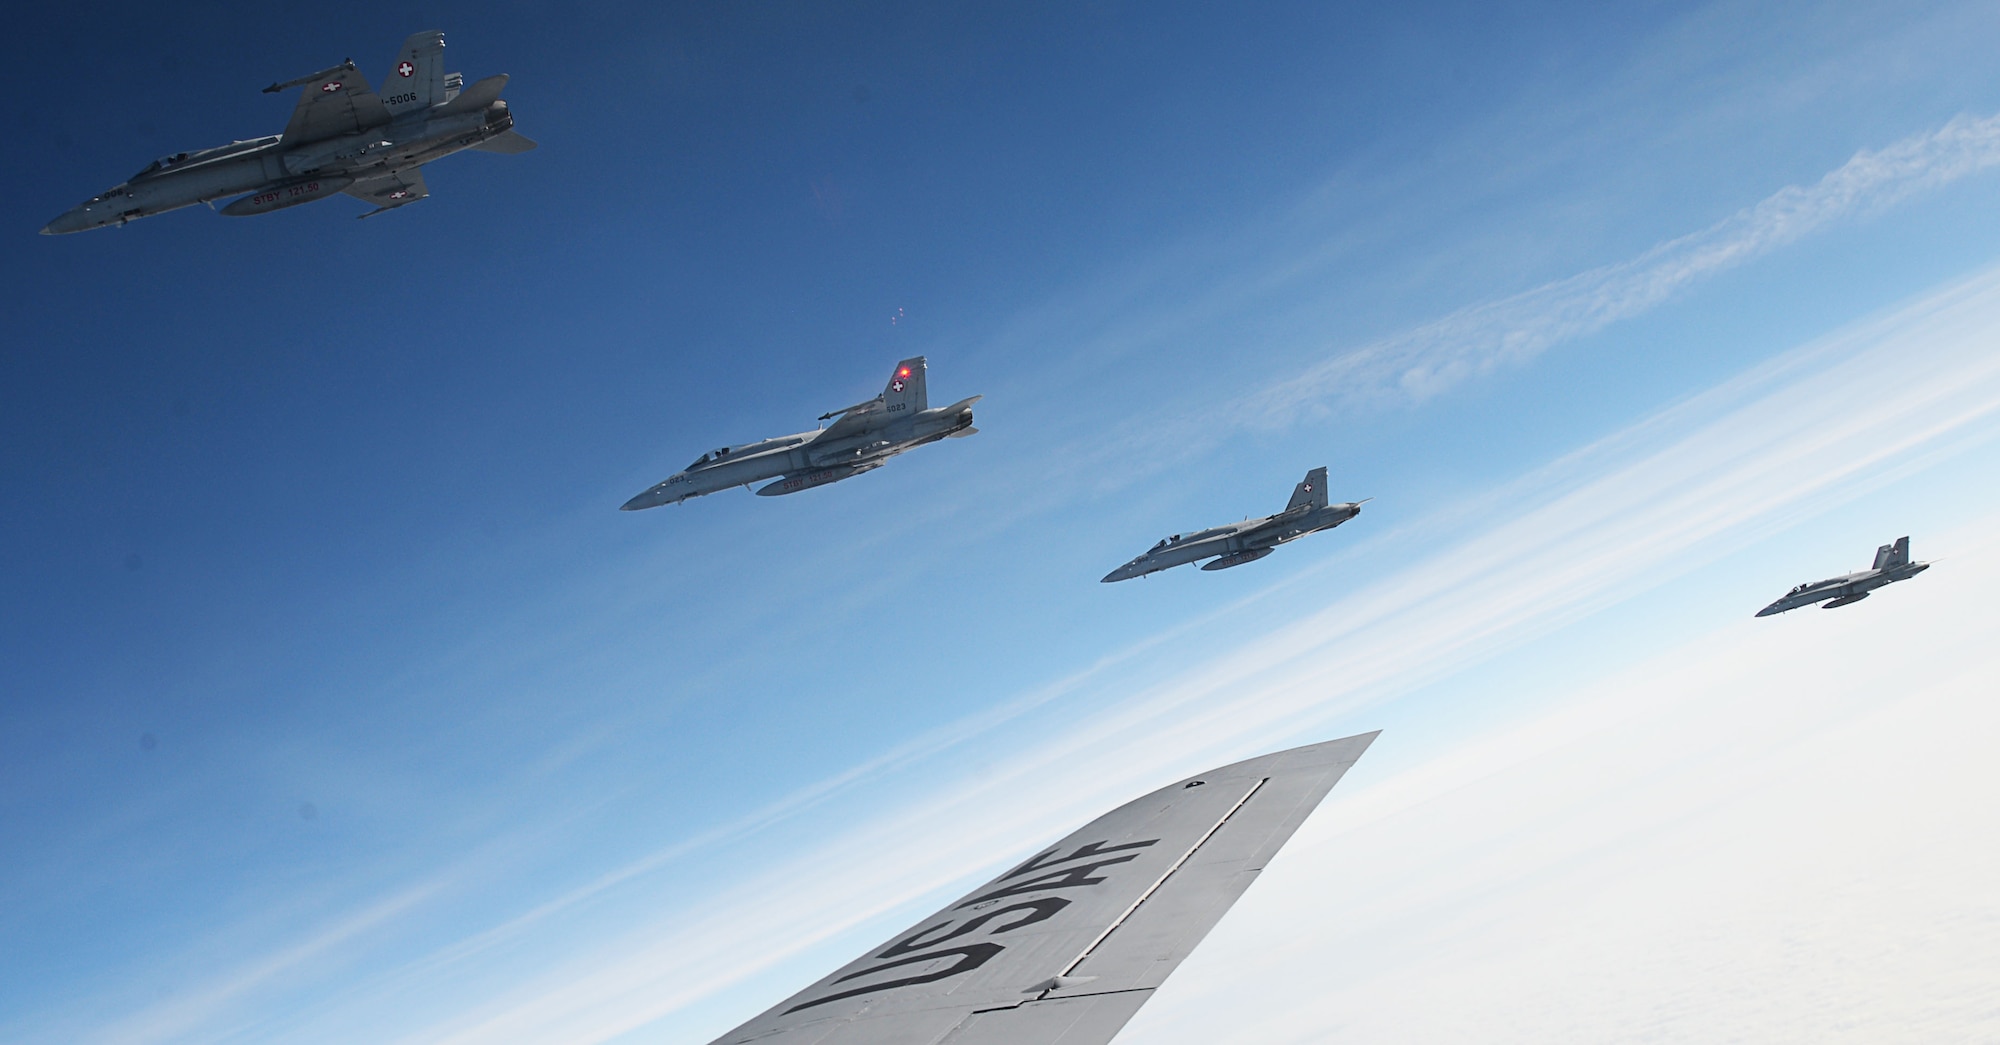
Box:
[1755,560,1929,616]
[1103,501,1362,582]
[42,102,517,233]
[622,399,978,509]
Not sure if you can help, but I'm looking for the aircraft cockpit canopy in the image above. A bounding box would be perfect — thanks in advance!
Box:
[688,446,734,470]
[128,137,281,181]
[133,152,192,179]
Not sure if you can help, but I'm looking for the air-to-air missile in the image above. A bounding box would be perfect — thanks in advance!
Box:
[1102,467,1364,581]
[621,357,980,510]
[1755,536,1930,616]
[42,31,533,233]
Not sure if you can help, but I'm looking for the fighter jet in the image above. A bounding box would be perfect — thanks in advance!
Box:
[1102,467,1363,582]
[622,357,979,509]
[1755,536,1930,616]
[700,732,1377,1045]
[42,31,533,234]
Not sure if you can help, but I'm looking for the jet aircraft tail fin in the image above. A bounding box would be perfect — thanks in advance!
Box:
[1875,536,1911,570]
[382,31,447,116]
[1284,466,1329,513]
[883,356,927,414]
[440,73,511,115]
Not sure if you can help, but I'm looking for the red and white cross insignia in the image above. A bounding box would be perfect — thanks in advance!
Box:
[320,81,344,92]
[1303,483,1313,492]
[388,190,409,199]
[890,379,905,392]
[397,61,415,77]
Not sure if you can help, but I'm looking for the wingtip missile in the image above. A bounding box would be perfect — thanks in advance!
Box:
[262,60,357,94]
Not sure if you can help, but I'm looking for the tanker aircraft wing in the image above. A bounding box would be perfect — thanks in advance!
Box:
[702,731,1378,1045]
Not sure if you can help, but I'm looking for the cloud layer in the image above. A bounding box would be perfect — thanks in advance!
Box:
[1128,513,2000,1043]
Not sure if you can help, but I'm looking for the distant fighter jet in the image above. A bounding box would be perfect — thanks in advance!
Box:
[1755,536,1930,616]
[699,732,1377,1045]
[1102,467,1363,582]
[622,356,980,509]
[42,31,533,233]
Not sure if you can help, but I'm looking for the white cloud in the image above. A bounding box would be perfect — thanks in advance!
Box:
[1125,512,2000,1043]
[1243,111,2000,422]
[80,878,447,1045]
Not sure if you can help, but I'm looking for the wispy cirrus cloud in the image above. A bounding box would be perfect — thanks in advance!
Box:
[1240,111,2000,422]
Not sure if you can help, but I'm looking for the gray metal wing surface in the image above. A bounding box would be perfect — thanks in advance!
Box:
[280,64,389,143]
[704,731,1378,1045]
[344,167,429,215]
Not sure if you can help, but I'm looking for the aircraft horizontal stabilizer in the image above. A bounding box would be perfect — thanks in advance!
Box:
[471,129,537,154]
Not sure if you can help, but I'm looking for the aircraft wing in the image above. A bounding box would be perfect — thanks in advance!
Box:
[816,401,884,444]
[344,168,429,216]
[704,732,1377,1045]
[279,63,389,144]
[815,359,926,444]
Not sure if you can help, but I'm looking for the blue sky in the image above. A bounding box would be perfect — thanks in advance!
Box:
[5,2,2000,1042]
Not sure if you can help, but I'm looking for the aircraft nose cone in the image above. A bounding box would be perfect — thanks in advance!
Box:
[41,206,96,235]
[621,488,663,511]
[622,478,690,511]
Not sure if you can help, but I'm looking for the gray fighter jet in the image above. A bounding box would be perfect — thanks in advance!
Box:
[701,732,1377,1045]
[622,357,979,509]
[1102,467,1363,582]
[1755,536,1930,616]
[42,31,532,234]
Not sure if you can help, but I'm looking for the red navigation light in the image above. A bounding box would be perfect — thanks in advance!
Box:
[897,367,911,378]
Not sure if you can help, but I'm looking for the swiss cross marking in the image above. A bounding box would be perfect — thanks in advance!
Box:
[890,379,905,392]
[398,61,416,77]
[320,81,344,93]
